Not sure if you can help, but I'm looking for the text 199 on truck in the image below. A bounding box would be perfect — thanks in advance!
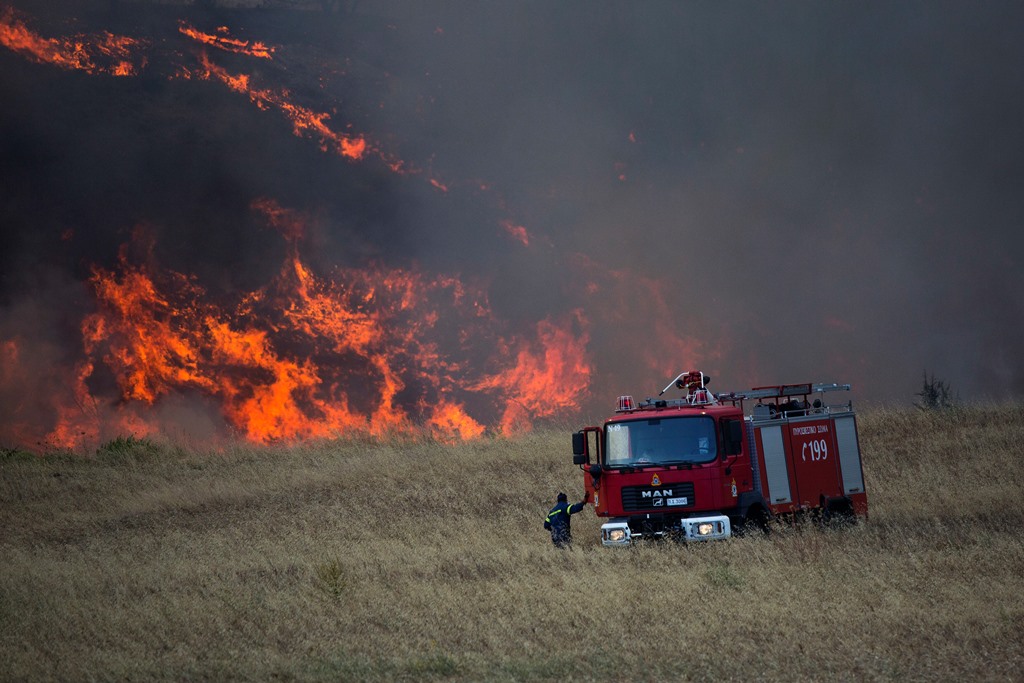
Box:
[571,371,868,545]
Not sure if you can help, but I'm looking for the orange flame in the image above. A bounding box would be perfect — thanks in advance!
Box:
[193,52,367,160]
[178,21,275,60]
[1,8,456,189]
[83,258,216,404]
[426,400,486,442]
[34,203,592,448]
[0,10,611,449]
[473,310,591,436]
[0,8,145,76]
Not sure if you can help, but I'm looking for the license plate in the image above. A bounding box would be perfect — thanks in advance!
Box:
[666,497,688,506]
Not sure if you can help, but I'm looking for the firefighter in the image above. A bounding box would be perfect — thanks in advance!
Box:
[544,492,587,548]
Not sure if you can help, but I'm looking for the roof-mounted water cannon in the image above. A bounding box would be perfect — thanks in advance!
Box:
[659,370,715,405]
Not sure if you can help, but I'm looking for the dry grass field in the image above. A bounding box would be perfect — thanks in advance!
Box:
[2,404,1023,681]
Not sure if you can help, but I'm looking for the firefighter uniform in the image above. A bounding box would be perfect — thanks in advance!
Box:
[544,492,586,547]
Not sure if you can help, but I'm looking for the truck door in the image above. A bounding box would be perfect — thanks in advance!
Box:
[833,415,865,496]
[787,419,843,507]
[577,427,605,514]
[757,424,792,507]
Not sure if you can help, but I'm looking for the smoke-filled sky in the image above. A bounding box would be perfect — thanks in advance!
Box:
[2,1,1023,446]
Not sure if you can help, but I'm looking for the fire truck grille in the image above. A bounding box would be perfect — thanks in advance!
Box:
[620,482,696,512]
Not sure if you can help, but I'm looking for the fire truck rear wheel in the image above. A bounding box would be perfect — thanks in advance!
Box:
[821,499,856,529]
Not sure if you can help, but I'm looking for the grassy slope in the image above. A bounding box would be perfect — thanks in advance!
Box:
[1,406,1023,681]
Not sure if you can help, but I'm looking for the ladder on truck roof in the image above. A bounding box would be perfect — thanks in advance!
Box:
[715,382,850,404]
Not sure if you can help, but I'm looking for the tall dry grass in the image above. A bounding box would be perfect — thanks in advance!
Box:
[1,405,1023,681]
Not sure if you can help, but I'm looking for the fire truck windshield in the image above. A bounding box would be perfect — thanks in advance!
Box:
[605,416,718,467]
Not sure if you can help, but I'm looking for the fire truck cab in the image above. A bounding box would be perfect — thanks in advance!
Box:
[572,371,868,545]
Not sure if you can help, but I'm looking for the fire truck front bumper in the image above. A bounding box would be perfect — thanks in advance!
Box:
[601,515,732,546]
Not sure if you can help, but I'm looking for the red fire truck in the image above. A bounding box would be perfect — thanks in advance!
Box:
[571,371,868,545]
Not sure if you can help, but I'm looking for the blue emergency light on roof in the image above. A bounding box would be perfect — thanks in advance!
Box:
[615,395,636,412]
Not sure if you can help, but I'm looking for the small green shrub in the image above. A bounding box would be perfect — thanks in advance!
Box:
[95,435,160,461]
[313,558,347,599]
[405,653,460,678]
[915,371,956,411]
[705,561,745,591]
[0,447,36,462]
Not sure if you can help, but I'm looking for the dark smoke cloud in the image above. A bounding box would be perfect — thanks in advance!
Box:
[399,0,1024,403]
[1,0,1023,444]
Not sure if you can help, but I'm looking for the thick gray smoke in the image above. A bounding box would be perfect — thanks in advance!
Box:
[1,0,1023,447]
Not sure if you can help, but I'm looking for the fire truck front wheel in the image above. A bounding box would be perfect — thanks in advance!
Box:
[732,506,770,537]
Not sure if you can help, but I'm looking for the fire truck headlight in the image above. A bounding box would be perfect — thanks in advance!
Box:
[601,521,633,546]
[682,516,730,541]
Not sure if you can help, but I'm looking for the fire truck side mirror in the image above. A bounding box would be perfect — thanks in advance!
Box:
[572,432,589,465]
[723,419,744,456]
